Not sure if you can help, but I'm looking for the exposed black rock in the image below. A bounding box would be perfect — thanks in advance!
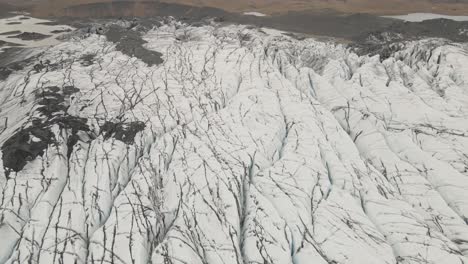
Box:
[350,41,407,62]
[35,21,62,26]
[1,85,93,176]
[79,53,95,66]
[100,121,145,144]
[63,85,80,96]
[0,30,22,36]
[350,18,468,60]
[1,42,144,170]
[6,22,21,25]
[50,28,72,34]
[0,67,12,80]
[0,40,22,49]
[8,32,51,41]
[32,59,60,73]
[1,124,54,177]
[105,25,163,66]
[0,48,40,81]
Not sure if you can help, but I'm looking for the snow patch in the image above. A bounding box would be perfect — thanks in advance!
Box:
[243,11,268,17]
[0,16,73,48]
[383,13,468,22]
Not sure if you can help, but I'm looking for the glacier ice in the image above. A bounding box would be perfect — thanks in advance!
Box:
[0,19,468,264]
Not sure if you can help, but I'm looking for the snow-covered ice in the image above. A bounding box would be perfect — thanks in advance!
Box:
[0,19,468,264]
[243,12,268,17]
[0,16,73,48]
[383,13,468,22]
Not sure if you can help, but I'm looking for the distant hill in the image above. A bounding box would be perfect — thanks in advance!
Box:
[164,0,468,15]
[2,0,468,17]
[0,2,16,17]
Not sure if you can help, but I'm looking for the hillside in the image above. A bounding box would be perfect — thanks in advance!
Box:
[2,0,468,16]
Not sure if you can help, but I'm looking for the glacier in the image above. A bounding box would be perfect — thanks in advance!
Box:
[0,18,468,264]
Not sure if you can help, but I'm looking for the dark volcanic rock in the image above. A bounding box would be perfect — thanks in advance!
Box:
[0,48,39,81]
[362,19,468,42]
[63,85,80,96]
[8,32,51,41]
[50,28,72,34]
[6,22,21,25]
[0,44,145,174]
[105,25,163,66]
[0,67,12,80]
[1,125,54,176]
[80,53,96,66]
[101,121,145,144]
[36,21,62,26]
[0,40,22,48]
[0,30,22,36]
[1,85,93,176]
[350,18,468,60]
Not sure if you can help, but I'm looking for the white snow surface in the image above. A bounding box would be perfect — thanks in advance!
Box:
[0,20,468,264]
[0,16,73,48]
[383,13,468,22]
[243,12,268,17]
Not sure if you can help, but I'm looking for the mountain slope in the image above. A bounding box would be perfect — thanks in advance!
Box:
[0,19,468,264]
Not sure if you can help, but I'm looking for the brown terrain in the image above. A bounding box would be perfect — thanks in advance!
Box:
[1,0,467,54]
[166,0,468,15]
[1,0,468,17]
